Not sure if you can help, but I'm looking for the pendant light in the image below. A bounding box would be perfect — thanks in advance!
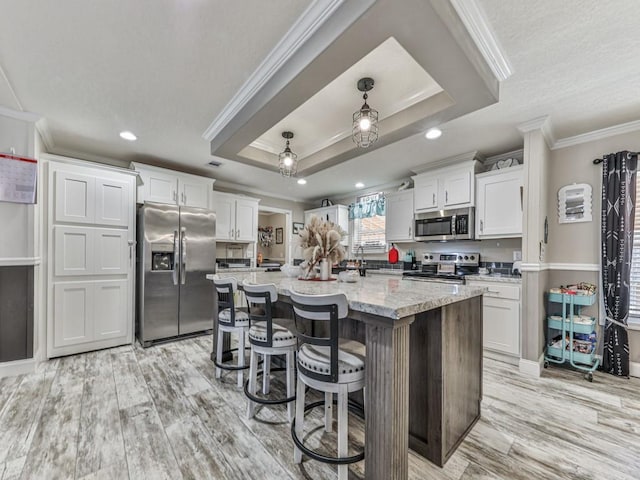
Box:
[279,131,297,177]
[352,77,378,148]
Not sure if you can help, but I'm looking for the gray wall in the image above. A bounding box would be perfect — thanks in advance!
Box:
[547,129,640,364]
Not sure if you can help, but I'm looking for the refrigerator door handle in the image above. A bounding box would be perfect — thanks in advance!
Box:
[180,227,187,285]
[172,229,179,285]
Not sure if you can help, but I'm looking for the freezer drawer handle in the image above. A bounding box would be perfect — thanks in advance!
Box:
[173,230,179,285]
[180,227,187,285]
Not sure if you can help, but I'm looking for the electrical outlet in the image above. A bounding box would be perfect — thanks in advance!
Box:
[513,250,522,261]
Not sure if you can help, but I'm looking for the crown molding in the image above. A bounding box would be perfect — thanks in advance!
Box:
[35,118,55,151]
[517,115,556,148]
[552,119,640,150]
[202,0,346,142]
[410,150,484,174]
[0,104,40,123]
[449,0,513,81]
[0,61,24,112]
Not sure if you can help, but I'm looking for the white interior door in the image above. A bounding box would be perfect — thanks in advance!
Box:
[95,228,129,275]
[53,282,94,348]
[54,171,95,224]
[54,226,94,276]
[94,280,129,340]
[95,177,130,226]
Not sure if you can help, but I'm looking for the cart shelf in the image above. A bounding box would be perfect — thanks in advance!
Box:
[544,291,599,381]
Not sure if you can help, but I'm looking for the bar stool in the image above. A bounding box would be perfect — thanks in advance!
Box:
[289,290,365,480]
[212,277,249,388]
[242,281,297,422]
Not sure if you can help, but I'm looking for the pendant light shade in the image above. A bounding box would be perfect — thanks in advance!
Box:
[352,77,379,148]
[279,131,297,177]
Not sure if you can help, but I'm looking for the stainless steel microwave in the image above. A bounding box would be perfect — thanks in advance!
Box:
[414,207,475,242]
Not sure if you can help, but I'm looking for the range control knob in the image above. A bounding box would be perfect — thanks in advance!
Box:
[470,255,475,260]
[458,255,463,260]
[464,255,469,260]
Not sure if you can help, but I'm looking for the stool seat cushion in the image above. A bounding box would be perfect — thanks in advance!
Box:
[298,339,365,384]
[249,320,297,347]
[219,308,249,326]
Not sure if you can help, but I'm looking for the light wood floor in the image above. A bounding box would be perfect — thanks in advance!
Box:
[1,336,639,480]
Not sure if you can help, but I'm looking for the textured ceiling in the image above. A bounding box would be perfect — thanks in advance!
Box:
[1,0,640,202]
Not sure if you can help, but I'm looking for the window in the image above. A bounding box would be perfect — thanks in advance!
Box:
[351,193,386,253]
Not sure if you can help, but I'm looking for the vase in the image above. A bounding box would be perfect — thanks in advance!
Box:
[319,259,330,280]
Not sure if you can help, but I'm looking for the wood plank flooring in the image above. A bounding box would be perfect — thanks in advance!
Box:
[1,336,639,479]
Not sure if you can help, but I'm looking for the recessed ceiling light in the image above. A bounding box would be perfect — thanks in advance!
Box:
[297,178,307,185]
[425,128,442,140]
[119,131,137,141]
[355,182,365,188]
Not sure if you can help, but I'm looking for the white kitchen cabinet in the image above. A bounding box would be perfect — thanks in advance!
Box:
[131,163,214,208]
[213,192,259,242]
[47,156,136,358]
[475,166,523,239]
[412,159,479,212]
[466,280,521,358]
[304,205,349,245]
[385,190,414,242]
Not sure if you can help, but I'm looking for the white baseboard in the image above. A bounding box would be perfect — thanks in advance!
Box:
[0,358,36,378]
[631,361,640,379]
[519,353,544,377]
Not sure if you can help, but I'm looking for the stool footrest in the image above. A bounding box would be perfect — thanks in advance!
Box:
[244,367,296,405]
[291,399,365,465]
[213,347,251,371]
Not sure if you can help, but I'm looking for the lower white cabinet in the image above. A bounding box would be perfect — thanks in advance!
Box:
[467,280,521,358]
[53,280,130,349]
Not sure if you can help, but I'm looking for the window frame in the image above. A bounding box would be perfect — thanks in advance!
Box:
[351,192,386,254]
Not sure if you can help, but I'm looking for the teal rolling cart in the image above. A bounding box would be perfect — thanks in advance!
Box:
[544,292,599,381]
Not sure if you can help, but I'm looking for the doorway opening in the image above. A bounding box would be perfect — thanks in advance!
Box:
[257,206,292,266]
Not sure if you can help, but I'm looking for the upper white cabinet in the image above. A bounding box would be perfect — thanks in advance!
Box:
[412,159,479,213]
[213,192,259,242]
[475,166,523,239]
[131,163,214,209]
[304,205,349,245]
[385,190,414,242]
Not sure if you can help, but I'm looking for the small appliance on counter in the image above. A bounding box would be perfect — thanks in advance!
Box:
[403,252,480,284]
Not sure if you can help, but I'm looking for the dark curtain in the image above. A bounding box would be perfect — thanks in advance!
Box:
[601,151,637,377]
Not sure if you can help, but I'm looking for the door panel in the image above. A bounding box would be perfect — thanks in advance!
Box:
[483,297,520,355]
[140,203,180,342]
[55,171,95,224]
[443,171,471,207]
[95,228,129,275]
[53,282,94,347]
[145,171,177,204]
[477,170,523,237]
[180,177,209,209]
[179,206,215,334]
[214,194,235,241]
[414,179,438,211]
[386,191,414,242]
[94,280,128,340]
[54,226,94,276]
[235,199,257,242]
[96,177,130,226]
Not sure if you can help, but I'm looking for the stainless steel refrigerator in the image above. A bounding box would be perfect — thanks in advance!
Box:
[136,202,216,346]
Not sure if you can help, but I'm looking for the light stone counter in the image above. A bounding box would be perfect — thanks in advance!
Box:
[215,267,269,273]
[207,271,484,320]
[465,274,522,284]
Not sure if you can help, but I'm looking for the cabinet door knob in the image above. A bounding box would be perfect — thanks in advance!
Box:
[445,191,448,202]
[480,220,484,232]
[432,193,436,205]
[173,190,177,202]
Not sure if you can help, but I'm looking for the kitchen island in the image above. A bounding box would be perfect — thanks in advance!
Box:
[207,272,485,480]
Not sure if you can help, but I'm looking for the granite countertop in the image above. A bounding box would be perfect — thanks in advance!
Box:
[206,271,485,320]
[216,267,268,273]
[465,274,522,284]
[365,268,409,276]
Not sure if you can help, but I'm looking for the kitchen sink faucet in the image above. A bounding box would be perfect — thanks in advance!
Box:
[356,245,366,277]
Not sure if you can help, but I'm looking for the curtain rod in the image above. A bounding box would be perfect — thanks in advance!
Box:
[593,152,640,165]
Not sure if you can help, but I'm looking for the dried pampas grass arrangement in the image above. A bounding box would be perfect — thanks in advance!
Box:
[297,215,347,276]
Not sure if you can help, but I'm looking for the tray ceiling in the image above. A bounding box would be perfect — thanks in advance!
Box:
[207,0,501,177]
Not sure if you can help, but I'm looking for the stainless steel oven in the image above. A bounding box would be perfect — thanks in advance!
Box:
[413,207,474,242]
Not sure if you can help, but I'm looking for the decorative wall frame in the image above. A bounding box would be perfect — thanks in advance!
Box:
[293,222,304,234]
[558,183,592,224]
[276,227,283,244]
